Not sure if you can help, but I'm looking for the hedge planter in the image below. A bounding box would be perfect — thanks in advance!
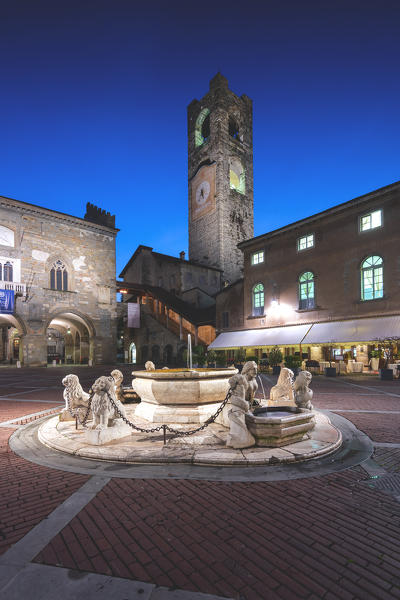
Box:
[380,368,393,381]
[325,367,337,377]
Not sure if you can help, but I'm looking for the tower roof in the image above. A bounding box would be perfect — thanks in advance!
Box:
[209,72,228,91]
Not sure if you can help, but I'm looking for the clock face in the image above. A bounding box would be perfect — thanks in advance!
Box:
[195,181,210,206]
[190,163,216,222]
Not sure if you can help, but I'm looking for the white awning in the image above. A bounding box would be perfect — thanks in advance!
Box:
[302,315,400,345]
[209,315,400,350]
[208,323,312,349]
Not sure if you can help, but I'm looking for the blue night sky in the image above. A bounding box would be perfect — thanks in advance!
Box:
[1,0,399,276]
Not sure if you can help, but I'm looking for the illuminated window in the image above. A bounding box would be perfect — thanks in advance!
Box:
[229,157,245,194]
[252,283,264,316]
[195,108,210,147]
[361,256,383,300]
[3,261,13,282]
[50,260,68,291]
[360,209,382,232]
[299,272,315,309]
[251,251,264,265]
[297,234,314,251]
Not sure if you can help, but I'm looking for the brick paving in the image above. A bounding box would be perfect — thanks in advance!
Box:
[34,470,400,599]
[0,367,400,599]
[0,427,88,555]
[374,448,400,473]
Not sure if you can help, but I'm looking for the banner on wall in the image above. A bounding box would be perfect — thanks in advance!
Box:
[0,289,14,314]
[127,302,140,328]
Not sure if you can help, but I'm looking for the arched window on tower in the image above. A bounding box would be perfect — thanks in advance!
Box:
[195,108,210,147]
[361,256,383,300]
[252,283,264,316]
[229,116,240,140]
[50,260,68,291]
[299,272,315,309]
[3,261,13,282]
[230,157,245,194]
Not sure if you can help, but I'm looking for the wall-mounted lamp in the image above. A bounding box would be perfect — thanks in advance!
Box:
[120,289,128,294]
[66,327,71,334]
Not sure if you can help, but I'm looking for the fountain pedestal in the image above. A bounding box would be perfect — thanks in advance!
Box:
[245,406,315,447]
[132,368,237,424]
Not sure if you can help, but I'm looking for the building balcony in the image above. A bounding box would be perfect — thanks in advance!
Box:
[0,280,26,295]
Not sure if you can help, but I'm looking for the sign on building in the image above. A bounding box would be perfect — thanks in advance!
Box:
[0,289,14,314]
[128,302,140,328]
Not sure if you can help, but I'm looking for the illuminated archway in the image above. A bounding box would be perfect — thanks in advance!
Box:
[46,310,95,365]
[0,313,26,364]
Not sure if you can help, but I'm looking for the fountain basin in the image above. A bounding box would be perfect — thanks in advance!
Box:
[132,368,238,423]
[245,406,316,447]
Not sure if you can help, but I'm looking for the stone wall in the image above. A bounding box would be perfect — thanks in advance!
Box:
[0,196,118,366]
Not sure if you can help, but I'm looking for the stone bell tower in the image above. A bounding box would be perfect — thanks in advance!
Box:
[187,73,254,284]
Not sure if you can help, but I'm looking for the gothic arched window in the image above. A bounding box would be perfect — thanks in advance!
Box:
[299,272,315,309]
[229,116,240,140]
[3,261,13,282]
[252,283,264,316]
[50,260,68,291]
[195,108,210,147]
[230,157,245,194]
[361,256,383,300]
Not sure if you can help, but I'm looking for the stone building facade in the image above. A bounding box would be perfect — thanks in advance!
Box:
[187,73,254,284]
[212,181,400,365]
[118,247,220,365]
[0,196,118,366]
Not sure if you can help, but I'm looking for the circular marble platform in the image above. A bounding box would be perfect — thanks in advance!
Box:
[38,408,342,466]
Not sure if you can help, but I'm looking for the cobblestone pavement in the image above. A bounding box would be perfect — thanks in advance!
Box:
[1,366,400,599]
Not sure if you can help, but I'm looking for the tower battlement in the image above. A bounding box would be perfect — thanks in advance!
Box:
[84,203,115,228]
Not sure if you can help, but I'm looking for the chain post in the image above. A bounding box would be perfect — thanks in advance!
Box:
[163,424,167,445]
[75,416,78,430]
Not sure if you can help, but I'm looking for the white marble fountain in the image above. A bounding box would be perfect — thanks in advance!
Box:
[38,361,342,465]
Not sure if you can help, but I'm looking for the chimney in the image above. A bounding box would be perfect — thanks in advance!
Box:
[179,251,185,261]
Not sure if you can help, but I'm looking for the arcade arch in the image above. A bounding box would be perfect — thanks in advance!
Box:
[46,311,94,365]
[0,313,26,364]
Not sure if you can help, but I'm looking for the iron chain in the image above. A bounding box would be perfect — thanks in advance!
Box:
[105,388,233,440]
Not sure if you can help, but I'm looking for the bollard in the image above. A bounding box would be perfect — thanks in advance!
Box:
[163,424,167,445]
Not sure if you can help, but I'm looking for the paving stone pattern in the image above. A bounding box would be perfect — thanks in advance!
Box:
[374,448,400,473]
[1,368,400,599]
[0,427,89,555]
[34,471,400,600]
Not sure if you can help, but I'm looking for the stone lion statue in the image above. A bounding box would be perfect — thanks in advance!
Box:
[90,376,127,430]
[226,374,255,449]
[241,360,259,407]
[270,367,294,405]
[294,370,313,410]
[60,374,91,421]
[110,369,125,403]
[145,361,156,371]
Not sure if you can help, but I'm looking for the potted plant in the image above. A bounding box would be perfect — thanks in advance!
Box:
[325,346,336,377]
[369,350,379,372]
[234,347,246,371]
[206,349,217,368]
[193,345,206,368]
[269,346,283,376]
[284,354,302,377]
[215,351,226,368]
[377,338,399,380]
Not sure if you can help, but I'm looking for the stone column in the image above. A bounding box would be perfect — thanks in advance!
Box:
[21,334,47,366]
